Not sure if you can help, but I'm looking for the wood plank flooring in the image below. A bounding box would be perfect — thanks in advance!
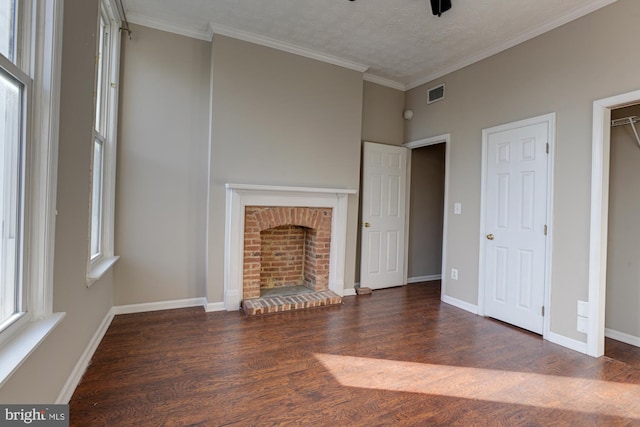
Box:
[70,283,640,426]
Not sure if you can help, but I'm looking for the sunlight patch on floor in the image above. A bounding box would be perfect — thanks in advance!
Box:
[314,353,640,419]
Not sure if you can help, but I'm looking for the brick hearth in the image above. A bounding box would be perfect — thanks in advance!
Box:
[242,290,342,316]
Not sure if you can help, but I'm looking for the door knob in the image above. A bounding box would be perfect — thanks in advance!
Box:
[486,234,494,240]
[364,222,371,228]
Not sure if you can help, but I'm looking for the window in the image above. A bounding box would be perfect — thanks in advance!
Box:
[0,0,17,62]
[0,0,65,383]
[88,0,120,284]
[0,0,27,335]
[0,56,27,332]
[91,10,108,261]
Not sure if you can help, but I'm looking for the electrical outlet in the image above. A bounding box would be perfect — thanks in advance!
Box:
[454,203,462,215]
[451,268,458,280]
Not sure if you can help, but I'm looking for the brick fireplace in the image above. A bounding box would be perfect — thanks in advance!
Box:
[243,206,332,300]
[223,184,356,311]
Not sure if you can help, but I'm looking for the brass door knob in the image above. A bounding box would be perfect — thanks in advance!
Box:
[486,234,494,240]
[364,222,371,228]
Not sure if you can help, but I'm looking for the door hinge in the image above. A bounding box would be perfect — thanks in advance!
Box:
[542,306,545,316]
[544,225,548,236]
[546,143,549,154]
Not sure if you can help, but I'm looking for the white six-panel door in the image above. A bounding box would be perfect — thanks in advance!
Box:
[360,142,407,290]
[482,118,550,334]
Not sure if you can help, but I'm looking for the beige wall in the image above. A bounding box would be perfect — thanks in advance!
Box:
[207,36,363,302]
[408,144,445,278]
[606,105,640,339]
[405,0,640,342]
[114,24,211,305]
[0,0,115,402]
[362,81,405,146]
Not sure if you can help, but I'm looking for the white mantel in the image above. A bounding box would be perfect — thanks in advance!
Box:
[223,184,357,311]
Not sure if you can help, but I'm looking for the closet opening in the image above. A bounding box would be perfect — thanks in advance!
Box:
[604,104,640,364]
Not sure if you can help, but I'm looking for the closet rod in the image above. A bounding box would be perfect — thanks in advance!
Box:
[611,116,640,127]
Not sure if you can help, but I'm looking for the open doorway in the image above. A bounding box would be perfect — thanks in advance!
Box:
[604,104,640,364]
[407,143,445,283]
[589,88,640,358]
[404,134,449,290]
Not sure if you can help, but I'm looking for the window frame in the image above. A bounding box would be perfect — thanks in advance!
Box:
[87,0,121,285]
[0,0,65,385]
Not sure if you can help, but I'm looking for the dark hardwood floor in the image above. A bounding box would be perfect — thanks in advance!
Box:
[70,283,640,426]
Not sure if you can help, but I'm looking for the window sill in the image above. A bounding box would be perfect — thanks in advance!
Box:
[87,255,120,287]
[0,312,66,387]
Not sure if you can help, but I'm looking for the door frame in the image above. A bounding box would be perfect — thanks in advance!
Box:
[478,113,555,339]
[403,134,450,294]
[588,89,640,357]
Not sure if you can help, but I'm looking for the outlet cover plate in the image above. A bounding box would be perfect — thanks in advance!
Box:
[577,300,589,318]
[577,316,588,333]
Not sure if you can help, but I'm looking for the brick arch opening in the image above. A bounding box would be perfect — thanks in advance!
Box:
[243,206,332,300]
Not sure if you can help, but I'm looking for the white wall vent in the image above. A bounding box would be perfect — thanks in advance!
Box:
[427,83,445,104]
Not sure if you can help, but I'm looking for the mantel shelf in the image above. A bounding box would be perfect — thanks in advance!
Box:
[225,183,357,195]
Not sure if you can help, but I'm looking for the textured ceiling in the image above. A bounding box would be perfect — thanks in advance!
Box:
[122,0,618,89]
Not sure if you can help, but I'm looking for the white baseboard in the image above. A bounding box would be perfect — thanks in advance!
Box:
[441,294,478,314]
[407,274,442,284]
[343,288,356,297]
[605,328,640,347]
[56,309,114,404]
[205,301,226,312]
[546,331,588,354]
[356,277,441,288]
[440,294,591,356]
[112,297,207,315]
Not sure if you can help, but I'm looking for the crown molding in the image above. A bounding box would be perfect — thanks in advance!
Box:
[406,0,619,90]
[209,23,369,73]
[126,12,372,76]
[126,12,214,41]
[124,0,618,92]
[363,73,406,91]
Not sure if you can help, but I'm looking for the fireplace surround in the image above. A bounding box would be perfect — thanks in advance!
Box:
[224,184,356,311]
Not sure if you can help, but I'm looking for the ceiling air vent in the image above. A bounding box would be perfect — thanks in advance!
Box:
[427,83,445,104]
